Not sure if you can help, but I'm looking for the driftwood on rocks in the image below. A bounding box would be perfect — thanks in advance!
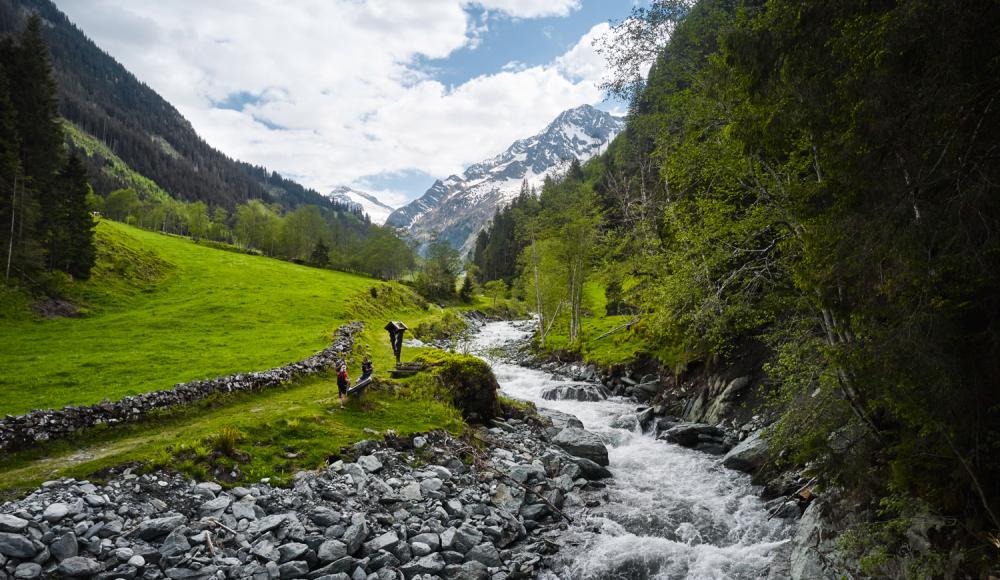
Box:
[0,322,364,452]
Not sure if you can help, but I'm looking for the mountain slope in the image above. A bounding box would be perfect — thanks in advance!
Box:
[387,104,624,253]
[327,186,396,225]
[0,0,332,209]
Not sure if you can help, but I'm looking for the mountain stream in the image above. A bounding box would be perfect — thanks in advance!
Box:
[468,320,794,579]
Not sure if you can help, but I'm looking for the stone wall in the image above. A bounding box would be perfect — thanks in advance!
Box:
[0,322,364,453]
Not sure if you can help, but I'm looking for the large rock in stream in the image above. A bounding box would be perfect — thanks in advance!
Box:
[722,430,769,472]
[541,384,610,402]
[551,427,609,466]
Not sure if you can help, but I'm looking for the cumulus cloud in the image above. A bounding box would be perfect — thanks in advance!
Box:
[54,0,611,198]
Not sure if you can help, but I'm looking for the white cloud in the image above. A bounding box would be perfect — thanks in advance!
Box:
[54,0,611,200]
[555,22,611,84]
[470,0,581,18]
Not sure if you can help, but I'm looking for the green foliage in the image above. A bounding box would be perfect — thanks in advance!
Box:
[414,236,460,301]
[585,0,1000,571]
[413,311,469,343]
[415,350,500,423]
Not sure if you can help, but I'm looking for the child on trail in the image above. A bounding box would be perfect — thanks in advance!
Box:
[337,362,350,408]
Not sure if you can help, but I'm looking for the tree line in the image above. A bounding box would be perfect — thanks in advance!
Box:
[1,15,94,283]
[98,188,416,280]
[472,0,1000,573]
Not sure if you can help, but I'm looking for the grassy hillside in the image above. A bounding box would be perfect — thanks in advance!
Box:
[0,220,468,494]
[2,220,384,414]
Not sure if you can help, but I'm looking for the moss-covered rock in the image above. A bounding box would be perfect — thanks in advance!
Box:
[418,352,499,423]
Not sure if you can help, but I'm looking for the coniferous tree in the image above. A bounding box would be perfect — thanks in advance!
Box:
[0,60,25,282]
[309,238,329,267]
[53,153,95,279]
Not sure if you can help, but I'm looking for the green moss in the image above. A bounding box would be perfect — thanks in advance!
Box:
[413,311,468,342]
[414,351,500,423]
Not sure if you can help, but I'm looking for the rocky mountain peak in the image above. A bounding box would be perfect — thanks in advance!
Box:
[387,105,624,254]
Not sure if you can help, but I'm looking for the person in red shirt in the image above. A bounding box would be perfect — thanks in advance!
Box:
[336,362,351,408]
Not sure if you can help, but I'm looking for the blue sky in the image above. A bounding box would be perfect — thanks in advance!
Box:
[56,1,640,207]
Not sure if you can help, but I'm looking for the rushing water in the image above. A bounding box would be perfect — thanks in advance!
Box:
[469,321,793,580]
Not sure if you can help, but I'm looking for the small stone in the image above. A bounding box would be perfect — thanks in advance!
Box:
[410,532,440,551]
[278,560,309,578]
[57,556,101,577]
[410,541,432,557]
[83,494,106,508]
[364,531,398,554]
[43,503,69,523]
[400,552,445,576]
[318,539,347,562]
[465,543,502,568]
[49,532,78,561]
[400,482,422,501]
[128,555,146,568]
[412,436,427,449]
[0,532,37,559]
[14,562,42,579]
[0,515,29,533]
[357,455,383,473]
[136,515,186,541]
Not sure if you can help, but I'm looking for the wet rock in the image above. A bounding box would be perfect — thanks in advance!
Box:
[723,430,769,473]
[569,457,613,480]
[551,427,609,466]
[540,384,609,402]
[538,409,584,430]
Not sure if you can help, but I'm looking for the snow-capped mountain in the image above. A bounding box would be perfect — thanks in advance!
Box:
[327,186,396,225]
[387,104,625,255]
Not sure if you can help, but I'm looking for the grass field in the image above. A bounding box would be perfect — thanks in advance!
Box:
[1,220,380,415]
[0,220,468,495]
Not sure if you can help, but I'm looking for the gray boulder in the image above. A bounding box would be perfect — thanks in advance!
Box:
[57,556,101,577]
[723,431,769,473]
[551,428,609,466]
[49,531,78,561]
[401,553,445,577]
[465,543,502,567]
[135,515,186,541]
[0,514,28,533]
[541,384,609,402]
[0,532,37,559]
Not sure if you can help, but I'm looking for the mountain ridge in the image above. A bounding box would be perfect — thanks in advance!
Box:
[327,185,396,225]
[0,0,333,210]
[387,104,624,254]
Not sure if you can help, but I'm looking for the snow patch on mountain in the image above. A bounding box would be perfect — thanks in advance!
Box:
[326,186,396,224]
[387,104,624,254]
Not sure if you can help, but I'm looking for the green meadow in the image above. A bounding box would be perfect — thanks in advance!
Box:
[1,220,379,414]
[0,220,467,495]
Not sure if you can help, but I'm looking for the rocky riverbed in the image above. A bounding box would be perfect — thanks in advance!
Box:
[0,409,620,579]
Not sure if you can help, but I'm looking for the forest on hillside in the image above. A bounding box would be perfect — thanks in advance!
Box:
[471,0,1000,574]
[0,0,335,209]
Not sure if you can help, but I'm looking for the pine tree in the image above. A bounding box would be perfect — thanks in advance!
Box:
[53,153,95,279]
[7,15,65,271]
[309,238,329,267]
[0,60,24,282]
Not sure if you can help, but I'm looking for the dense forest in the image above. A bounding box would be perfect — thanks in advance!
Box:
[0,0,334,210]
[0,15,94,283]
[472,0,1000,574]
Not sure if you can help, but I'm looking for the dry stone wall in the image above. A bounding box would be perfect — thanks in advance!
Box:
[0,322,364,453]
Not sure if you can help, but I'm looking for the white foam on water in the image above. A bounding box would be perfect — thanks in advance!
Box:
[470,321,794,579]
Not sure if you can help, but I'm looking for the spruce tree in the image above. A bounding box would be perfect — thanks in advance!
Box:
[309,238,329,267]
[54,153,95,279]
[0,61,23,281]
[8,15,65,269]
